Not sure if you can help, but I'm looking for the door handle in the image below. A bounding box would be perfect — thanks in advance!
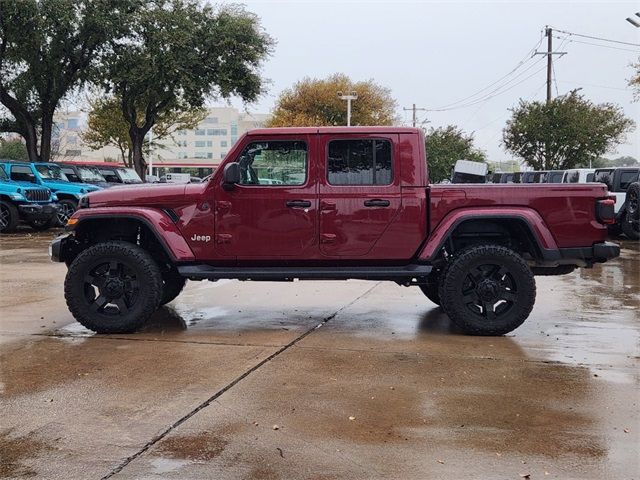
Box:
[286,200,311,208]
[363,199,390,207]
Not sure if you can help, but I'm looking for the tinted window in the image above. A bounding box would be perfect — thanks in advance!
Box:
[548,172,564,183]
[619,171,639,191]
[61,167,81,182]
[237,141,307,186]
[586,173,595,182]
[328,139,392,185]
[99,169,121,183]
[566,171,579,183]
[11,165,36,183]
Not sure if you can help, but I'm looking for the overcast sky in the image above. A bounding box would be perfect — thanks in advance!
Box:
[219,0,639,162]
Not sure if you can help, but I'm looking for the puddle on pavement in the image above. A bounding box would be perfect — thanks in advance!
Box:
[0,429,52,478]
[155,431,229,461]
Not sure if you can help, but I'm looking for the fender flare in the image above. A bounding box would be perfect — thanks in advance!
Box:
[418,207,559,262]
[70,207,195,262]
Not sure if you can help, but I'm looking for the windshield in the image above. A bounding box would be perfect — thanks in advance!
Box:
[0,167,7,181]
[78,166,106,182]
[36,164,68,181]
[117,168,142,183]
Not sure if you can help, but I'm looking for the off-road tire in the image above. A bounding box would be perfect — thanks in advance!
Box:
[28,217,55,231]
[438,244,536,336]
[56,199,78,226]
[0,200,19,233]
[64,241,163,334]
[419,283,441,305]
[161,269,187,305]
[621,182,640,241]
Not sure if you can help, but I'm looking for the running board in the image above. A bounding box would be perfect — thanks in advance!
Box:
[177,264,432,282]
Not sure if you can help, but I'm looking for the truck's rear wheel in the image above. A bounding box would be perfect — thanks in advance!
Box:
[418,271,441,305]
[161,269,187,305]
[64,241,163,333]
[0,201,19,233]
[438,245,536,336]
[621,183,639,240]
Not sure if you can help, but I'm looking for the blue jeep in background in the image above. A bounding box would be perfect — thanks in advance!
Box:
[0,166,60,233]
[0,160,101,225]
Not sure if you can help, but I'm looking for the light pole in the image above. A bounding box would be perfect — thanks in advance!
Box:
[337,91,357,126]
[627,12,640,27]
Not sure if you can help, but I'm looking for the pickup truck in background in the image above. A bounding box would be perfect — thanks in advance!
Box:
[0,160,101,225]
[593,167,640,239]
[50,127,620,336]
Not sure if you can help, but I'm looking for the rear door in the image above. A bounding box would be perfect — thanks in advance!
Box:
[318,133,401,257]
[214,134,317,258]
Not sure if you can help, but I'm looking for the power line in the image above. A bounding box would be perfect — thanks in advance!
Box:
[552,35,640,53]
[428,63,548,112]
[549,27,640,47]
[428,35,544,111]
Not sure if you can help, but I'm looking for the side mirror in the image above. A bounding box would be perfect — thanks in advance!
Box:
[222,163,241,191]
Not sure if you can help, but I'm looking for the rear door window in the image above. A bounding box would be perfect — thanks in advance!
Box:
[619,171,639,191]
[327,139,392,185]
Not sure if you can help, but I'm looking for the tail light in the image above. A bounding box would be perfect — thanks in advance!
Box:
[596,198,615,225]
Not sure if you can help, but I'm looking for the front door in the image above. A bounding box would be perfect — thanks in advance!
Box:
[318,134,401,257]
[214,135,317,259]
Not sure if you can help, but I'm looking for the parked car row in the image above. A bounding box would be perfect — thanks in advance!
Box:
[485,167,640,240]
[0,159,142,233]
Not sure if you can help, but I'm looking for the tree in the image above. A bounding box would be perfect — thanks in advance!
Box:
[100,2,273,178]
[0,137,28,160]
[266,74,398,127]
[630,57,640,101]
[81,96,206,166]
[502,92,635,171]
[0,0,137,162]
[426,126,486,183]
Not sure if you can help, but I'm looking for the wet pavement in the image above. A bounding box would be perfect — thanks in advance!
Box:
[0,229,638,479]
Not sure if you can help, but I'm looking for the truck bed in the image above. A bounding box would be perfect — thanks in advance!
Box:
[429,183,610,248]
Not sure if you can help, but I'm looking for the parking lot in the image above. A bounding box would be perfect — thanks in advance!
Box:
[0,229,638,479]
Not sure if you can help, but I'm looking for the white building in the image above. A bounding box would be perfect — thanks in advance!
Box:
[53,106,271,177]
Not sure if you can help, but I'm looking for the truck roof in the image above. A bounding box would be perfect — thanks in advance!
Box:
[247,126,422,136]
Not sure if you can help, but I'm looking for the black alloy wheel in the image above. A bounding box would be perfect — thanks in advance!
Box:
[0,201,19,233]
[56,199,77,226]
[439,244,536,335]
[65,241,163,333]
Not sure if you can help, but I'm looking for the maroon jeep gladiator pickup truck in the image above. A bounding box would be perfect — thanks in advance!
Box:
[51,127,619,335]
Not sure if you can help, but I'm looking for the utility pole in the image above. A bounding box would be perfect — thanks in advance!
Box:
[403,103,427,127]
[337,91,358,126]
[534,27,567,103]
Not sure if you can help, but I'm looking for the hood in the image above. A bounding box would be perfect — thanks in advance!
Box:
[0,179,51,191]
[86,182,206,208]
[44,179,101,193]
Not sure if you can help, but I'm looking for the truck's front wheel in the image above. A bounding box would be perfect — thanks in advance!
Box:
[438,245,536,336]
[64,241,163,333]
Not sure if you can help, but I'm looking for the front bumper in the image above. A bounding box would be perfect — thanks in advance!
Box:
[50,233,73,263]
[18,203,59,221]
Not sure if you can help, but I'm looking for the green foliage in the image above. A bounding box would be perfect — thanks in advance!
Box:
[574,155,638,169]
[0,138,28,160]
[100,1,273,177]
[630,57,640,102]
[503,92,635,170]
[0,0,138,161]
[266,74,398,127]
[81,96,206,166]
[426,126,486,183]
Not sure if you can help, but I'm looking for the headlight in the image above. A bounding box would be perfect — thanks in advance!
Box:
[9,193,25,200]
[51,193,59,201]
